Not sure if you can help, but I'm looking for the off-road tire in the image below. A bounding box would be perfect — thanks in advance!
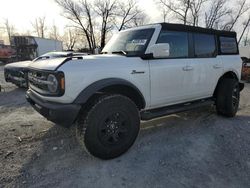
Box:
[76,94,140,159]
[216,78,240,117]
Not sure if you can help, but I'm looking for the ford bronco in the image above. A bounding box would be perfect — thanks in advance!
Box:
[26,23,244,159]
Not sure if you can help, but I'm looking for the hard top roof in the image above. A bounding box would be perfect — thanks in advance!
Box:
[160,23,236,37]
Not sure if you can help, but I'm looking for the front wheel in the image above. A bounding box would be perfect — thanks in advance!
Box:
[76,94,140,159]
[216,78,240,117]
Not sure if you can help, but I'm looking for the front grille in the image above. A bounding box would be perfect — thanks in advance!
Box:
[28,70,50,94]
[28,69,64,96]
[6,68,25,78]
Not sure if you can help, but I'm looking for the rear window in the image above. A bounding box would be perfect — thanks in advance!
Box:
[219,37,238,54]
[194,34,216,58]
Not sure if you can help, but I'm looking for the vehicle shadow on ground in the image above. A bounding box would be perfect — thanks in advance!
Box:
[0,87,27,107]
[12,105,250,188]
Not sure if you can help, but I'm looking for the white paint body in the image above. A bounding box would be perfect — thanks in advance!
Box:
[239,46,250,58]
[28,24,242,110]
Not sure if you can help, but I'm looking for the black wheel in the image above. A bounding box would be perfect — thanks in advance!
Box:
[76,94,140,159]
[216,78,240,117]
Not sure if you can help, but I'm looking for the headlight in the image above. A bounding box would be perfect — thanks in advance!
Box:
[28,70,65,96]
[47,74,58,93]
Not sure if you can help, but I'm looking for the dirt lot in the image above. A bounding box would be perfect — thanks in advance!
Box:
[0,65,250,188]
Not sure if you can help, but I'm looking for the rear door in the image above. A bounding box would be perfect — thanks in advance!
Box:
[185,33,223,100]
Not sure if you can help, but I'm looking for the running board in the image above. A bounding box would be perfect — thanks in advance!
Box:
[141,98,214,121]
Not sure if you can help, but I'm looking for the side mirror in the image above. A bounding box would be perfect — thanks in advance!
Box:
[148,43,170,58]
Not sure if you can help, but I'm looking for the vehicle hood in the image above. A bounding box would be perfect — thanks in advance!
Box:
[28,57,68,71]
[5,60,32,69]
[28,55,128,71]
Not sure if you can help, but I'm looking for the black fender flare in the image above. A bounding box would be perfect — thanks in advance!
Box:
[73,78,146,107]
[214,71,244,97]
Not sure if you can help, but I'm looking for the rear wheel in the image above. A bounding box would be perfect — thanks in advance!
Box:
[216,78,240,117]
[76,94,140,159]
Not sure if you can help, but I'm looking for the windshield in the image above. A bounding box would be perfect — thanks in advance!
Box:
[102,28,155,56]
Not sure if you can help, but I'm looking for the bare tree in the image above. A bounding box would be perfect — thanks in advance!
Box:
[205,0,232,29]
[31,17,47,38]
[32,19,39,37]
[158,0,192,25]
[63,29,77,50]
[238,15,250,43]
[83,0,96,50]
[4,19,15,44]
[243,27,250,46]
[115,0,142,31]
[50,24,60,40]
[155,0,171,22]
[94,0,117,48]
[221,0,250,31]
[162,8,169,22]
[0,26,5,41]
[55,0,96,51]
[56,0,147,49]
[190,0,208,26]
[132,12,149,27]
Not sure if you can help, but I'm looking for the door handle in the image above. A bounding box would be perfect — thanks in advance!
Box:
[131,70,145,74]
[213,64,222,69]
[183,66,194,71]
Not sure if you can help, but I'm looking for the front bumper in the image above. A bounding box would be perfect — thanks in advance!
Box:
[26,90,81,127]
[4,68,28,88]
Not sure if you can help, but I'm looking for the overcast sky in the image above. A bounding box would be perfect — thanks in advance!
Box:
[0,0,162,35]
[1,0,249,44]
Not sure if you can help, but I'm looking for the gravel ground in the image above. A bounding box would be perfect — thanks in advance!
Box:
[0,65,250,188]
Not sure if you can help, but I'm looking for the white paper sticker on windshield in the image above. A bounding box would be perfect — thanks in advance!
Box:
[131,39,147,45]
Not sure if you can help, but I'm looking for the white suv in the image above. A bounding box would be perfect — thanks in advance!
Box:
[26,23,244,159]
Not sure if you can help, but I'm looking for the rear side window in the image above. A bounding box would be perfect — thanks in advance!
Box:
[194,34,216,58]
[219,37,238,54]
[157,31,188,58]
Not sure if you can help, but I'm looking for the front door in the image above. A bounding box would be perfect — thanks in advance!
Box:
[149,30,190,108]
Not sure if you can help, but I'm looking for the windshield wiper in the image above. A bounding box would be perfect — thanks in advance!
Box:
[111,50,127,56]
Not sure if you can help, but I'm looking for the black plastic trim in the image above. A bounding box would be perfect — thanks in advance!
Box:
[239,83,245,91]
[55,56,84,71]
[4,67,28,87]
[188,32,195,58]
[141,98,214,120]
[160,23,237,37]
[26,90,81,127]
[74,78,146,107]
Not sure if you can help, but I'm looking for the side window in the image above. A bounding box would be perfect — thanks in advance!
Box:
[157,31,188,58]
[219,37,238,54]
[194,33,216,58]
